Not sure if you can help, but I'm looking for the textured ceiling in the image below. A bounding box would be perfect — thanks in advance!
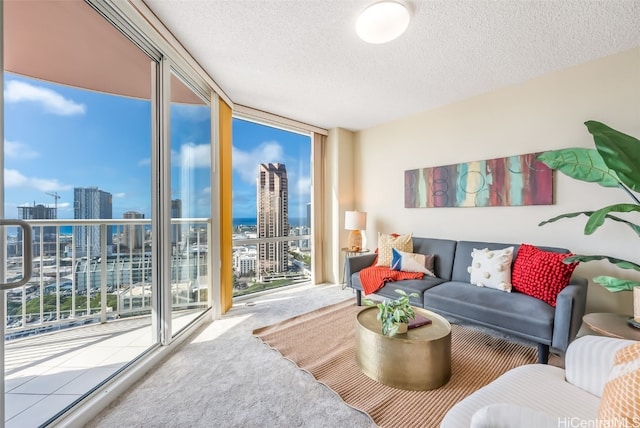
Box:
[144,0,640,131]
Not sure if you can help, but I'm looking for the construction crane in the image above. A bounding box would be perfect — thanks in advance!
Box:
[45,192,60,219]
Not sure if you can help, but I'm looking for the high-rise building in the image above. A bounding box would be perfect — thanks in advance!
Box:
[17,203,57,256]
[171,199,182,247]
[256,163,289,275]
[233,247,257,276]
[123,211,145,252]
[74,187,113,257]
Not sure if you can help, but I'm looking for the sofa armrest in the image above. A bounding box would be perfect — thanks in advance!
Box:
[551,276,588,352]
[346,254,376,288]
[564,335,636,397]
[470,404,557,428]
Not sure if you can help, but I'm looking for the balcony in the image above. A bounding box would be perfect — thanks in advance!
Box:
[4,218,211,426]
[3,218,312,426]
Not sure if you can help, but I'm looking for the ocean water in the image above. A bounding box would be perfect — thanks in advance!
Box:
[52,218,308,233]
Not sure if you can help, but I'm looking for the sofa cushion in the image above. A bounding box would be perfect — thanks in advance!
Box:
[451,241,570,284]
[351,274,446,306]
[468,247,514,292]
[411,237,457,280]
[358,266,424,295]
[375,232,413,267]
[512,243,577,307]
[423,281,555,342]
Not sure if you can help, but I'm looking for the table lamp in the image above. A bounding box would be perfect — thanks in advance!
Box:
[345,210,367,251]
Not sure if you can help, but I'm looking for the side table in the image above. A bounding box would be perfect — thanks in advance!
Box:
[582,312,640,341]
[341,247,369,289]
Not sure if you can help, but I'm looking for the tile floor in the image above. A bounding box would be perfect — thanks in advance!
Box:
[4,311,201,427]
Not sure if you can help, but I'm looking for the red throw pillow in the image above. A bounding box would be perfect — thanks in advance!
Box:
[512,243,578,307]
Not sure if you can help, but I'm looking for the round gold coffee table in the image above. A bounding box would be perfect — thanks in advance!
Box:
[355,306,451,390]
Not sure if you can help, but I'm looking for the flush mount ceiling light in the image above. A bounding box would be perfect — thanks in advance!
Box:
[356,1,410,44]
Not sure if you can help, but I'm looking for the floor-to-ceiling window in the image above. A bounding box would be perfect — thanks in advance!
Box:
[168,72,212,334]
[231,117,312,297]
[2,1,216,425]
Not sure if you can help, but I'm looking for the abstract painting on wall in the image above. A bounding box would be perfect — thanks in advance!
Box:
[404,152,553,208]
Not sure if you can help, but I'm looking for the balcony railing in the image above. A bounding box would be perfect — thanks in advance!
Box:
[231,231,312,297]
[4,218,314,339]
[4,218,211,340]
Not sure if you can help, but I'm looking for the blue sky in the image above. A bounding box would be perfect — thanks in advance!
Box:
[4,73,311,222]
[232,118,311,220]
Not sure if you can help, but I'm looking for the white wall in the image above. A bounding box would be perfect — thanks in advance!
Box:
[352,47,640,314]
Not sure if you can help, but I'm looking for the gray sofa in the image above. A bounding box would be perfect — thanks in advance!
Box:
[346,237,588,363]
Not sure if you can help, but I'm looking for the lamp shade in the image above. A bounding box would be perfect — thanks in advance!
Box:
[345,211,367,231]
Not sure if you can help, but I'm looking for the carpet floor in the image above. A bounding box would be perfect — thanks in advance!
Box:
[254,299,539,428]
[88,284,554,427]
[88,284,377,428]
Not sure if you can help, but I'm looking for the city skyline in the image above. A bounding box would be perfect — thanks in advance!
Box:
[4,73,312,223]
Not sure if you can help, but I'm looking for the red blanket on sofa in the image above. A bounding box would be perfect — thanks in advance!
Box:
[359,266,423,295]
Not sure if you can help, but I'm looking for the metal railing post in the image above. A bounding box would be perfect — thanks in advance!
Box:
[100,224,107,323]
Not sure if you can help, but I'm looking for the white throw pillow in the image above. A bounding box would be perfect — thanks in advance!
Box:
[467,247,514,292]
[390,248,435,276]
[470,403,557,428]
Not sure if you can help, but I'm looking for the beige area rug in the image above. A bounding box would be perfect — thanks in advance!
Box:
[253,299,539,428]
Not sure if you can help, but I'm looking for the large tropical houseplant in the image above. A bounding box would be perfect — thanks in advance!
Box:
[537,121,640,320]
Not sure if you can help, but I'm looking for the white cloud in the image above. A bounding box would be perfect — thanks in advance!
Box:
[172,104,210,122]
[138,144,210,169]
[232,141,285,184]
[114,192,126,198]
[4,139,39,159]
[173,143,211,168]
[4,80,86,116]
[4,168,72,192]
[5,169,27,187]
[296,176,311,196]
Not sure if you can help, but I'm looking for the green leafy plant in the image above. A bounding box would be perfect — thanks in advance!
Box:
[537,120,640,292]
[363,289,419,336]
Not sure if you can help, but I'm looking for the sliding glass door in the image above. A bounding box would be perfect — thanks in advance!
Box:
[168,72,212,335]
[3,1,159,424]
[2,0,215,425]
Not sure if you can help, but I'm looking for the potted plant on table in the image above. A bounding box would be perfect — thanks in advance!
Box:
[537,120,640,323]
[363,289,420,336]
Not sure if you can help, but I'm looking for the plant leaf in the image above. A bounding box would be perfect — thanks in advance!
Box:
[539,211,640,237]
[537,148,620,187]
[539,211,595,226]
[583,203,640,235]
[564,254,640,272]
[592,276,640,292]
[586,120,640,192]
